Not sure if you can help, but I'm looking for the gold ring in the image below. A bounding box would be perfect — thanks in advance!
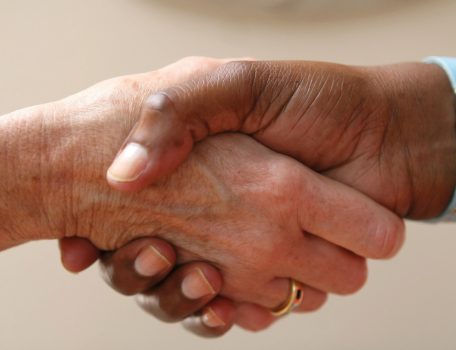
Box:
[270,279,304,317]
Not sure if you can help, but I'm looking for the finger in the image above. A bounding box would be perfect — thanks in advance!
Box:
[234,283,327,332]
[295,167,406,259]
[182,297,236,338]
[234,291,327,333]
[277,235,369,295]
[136,262,222,323]
[266,279,328,312]
[100,238,176,296]
[292,288,328,313]
[58,237,100,273]
[234,303,277,332]
[106,60,261,192]
[243,277,328,310]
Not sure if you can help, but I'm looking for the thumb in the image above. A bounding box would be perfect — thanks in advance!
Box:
[106,61,261,192]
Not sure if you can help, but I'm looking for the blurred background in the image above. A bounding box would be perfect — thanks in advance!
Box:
[0,0,455,349]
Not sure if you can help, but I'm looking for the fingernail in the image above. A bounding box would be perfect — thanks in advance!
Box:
[202,307,225,328]
[181,268,216,300]
[107,142,148,182]
[134,246,171,277]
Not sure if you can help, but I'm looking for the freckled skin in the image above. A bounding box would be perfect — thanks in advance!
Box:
[0,58,394,308]
[50,57,456,335]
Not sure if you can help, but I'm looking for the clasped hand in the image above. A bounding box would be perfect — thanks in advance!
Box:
[2,56,454,336]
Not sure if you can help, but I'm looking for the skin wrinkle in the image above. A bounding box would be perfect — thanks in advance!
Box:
[288,70,321,135]
[242,63,297,135]
[275,80,304,134]
[83,135,244,250]
[380,64,455,217]
[311,86,354,164]
[386,71,417,215]
[369,68,415,214]
[194,81,221,137]
[241,63,290,134]
[62,103,81,240]
[292,73,360,171]
[2,58,455,307]
[89,180,213,249]
[330,96,373,163]
[304,76,340,136]
[253,71,316,142]
[310,63,452,216]
[25,107,66,240]
[0,118,21,245]
[409,83,445,217]
[238,62,264,133]
[388,102,414,216]
[14,68,298,266]
[257,73,291,123]
[60,108,113,238]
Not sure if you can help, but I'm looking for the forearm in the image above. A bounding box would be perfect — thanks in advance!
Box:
[0,104,70,248]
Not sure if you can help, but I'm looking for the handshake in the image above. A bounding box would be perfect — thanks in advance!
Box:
[0,57,455,337]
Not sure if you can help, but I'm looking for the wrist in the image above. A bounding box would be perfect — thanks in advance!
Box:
[374,62,456,219]
[0,104,68,247]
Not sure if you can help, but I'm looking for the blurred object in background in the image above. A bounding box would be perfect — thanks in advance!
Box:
[152,0,427,19]
[201,0,404,12]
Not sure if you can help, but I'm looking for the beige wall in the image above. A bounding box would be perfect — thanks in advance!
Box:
[0,1,455,349]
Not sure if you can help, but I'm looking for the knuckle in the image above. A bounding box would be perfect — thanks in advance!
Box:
[143,91,174,115]
[266,159,302,200]
[368,217,405,259]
